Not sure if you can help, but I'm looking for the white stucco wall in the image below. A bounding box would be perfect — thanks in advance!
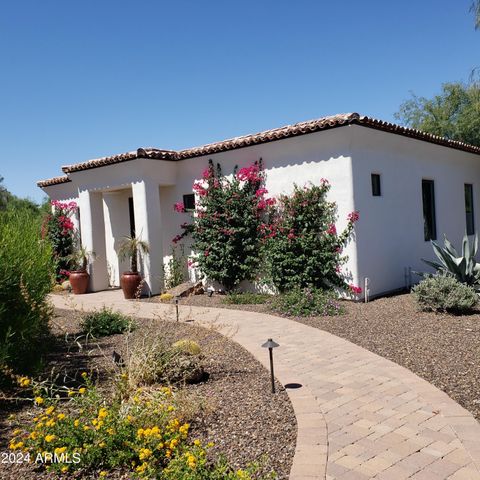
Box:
[350,125,480,297]
[103,190,132,286]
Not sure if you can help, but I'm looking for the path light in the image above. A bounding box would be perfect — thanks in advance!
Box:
[175,297,180,322]
[262,338,279,393]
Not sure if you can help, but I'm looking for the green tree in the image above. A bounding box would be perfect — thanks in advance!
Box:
[395,82,480,147]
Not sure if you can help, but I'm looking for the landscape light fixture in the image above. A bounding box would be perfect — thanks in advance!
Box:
[175,296,180,322]
[261,338,279,393]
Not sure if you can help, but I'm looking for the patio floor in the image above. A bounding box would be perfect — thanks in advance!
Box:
[50,290,480,480]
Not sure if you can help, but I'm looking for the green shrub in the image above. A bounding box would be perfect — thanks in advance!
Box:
[412,274,478,313]
[222,292,271,305]
[263,182,359,293]
[270,287,344,317]
[0,208,54,373]
[80,307,134,337]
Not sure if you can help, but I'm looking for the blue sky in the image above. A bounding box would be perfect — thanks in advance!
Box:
[1,0,478,202]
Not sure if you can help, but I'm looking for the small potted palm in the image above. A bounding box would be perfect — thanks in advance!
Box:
[69,246,95,294]
[118,235,149,299]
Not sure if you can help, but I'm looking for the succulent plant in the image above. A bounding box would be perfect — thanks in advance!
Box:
[422,233,480,291]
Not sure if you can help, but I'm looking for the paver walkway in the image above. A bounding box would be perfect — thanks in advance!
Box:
[51,291,480,480]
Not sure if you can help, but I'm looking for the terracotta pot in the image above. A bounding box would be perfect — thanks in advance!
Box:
[69,270,89,295]
[120,272,143,299]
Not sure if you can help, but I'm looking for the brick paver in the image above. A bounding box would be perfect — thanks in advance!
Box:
[51,291,480,479]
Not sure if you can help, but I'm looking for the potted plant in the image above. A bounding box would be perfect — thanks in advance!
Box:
[68,246,95,294]
[118,235,149,299]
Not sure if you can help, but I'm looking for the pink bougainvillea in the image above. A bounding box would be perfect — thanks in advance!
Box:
[173,202,185,213]
[347,211,360,223]
[349,284,363,295]
[326,224,337,235]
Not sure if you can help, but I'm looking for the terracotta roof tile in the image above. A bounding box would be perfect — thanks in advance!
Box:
[37,176,72,188]
[62,148,177,173]
[42,113,480,182]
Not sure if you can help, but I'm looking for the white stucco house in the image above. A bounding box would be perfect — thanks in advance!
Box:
[38,112,480,298]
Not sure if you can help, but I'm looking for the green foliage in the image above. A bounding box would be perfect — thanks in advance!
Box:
[263,182,358,293]
[395,82,480,146]
[222,292,271,305]
[0,208,54,373]
[270,287,344,317]
[421,233,480,290]
[118,235,149,273]
[187,160,271,291]
[165,246,187,289]
[412,274,478,313]
[80,307,135,337]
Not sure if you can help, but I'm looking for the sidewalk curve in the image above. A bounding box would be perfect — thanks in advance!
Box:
[50,291,480,480]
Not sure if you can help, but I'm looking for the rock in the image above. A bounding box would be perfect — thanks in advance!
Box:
[167,281,203,298]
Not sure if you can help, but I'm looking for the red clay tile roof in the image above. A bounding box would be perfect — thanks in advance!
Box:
[39,113,480,185]
[37,175,72,188]
[62,148,177,173]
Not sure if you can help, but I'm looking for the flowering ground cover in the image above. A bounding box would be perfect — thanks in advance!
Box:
[0,309,295,479]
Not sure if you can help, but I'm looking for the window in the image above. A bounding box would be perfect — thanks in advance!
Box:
[422,180,436,241]
[465,184,475,235]
[128,197,136,237]
[371,174,381,196]
[183,193,195,211]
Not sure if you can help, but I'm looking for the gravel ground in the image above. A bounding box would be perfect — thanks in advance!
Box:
[0,308,296,479]
[172,292,480,422]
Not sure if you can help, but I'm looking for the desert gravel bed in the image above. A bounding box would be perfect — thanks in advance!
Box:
[156,292,480,423]
[0,308,296,479]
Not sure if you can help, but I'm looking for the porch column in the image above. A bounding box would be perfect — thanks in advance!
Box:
[131,180,164,295]
[78,189,109,292]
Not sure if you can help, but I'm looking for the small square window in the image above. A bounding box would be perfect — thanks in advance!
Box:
[183,194,195,211]
[371,174,381,196]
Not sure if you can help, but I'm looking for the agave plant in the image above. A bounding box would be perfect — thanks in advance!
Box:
[422,233,480,290]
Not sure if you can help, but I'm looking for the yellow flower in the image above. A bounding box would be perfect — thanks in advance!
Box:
[193,439,201,446]
[207,442,214,448]
[57,413,66,420]
[78,387,86,395]
[74,420,80,427]
[29,431,37,440]
[167,405,175,412]
[107,428,115,435]
[139,448,152,460]
[81,371,88,378]
[16,441,24,449]
[92,419,98,426]
[67,390,75,397]
[61,466,69,473]
[19,377,31,387]
[165,449,171,458]
[99,472,107,478]
[83,426,90,431]
[126,415,134,423]
[34,397,44,405]
[13,428,22,436]
[45,434,56,443]
[187,454,196,469]
[45,406,55,415]
[54,447,66,454]
[99,442,106,448]
[136,463,147,473]
[45,419,55,427]
[36,422,44,429]
[98,408,108,419]
[137,428,144,438]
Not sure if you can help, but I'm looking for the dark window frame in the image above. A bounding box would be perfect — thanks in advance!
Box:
[465,183,475,236]
[371,173,381,196]
[128,197,136,237]
[183,193,195,211]
[422,179,437,241]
